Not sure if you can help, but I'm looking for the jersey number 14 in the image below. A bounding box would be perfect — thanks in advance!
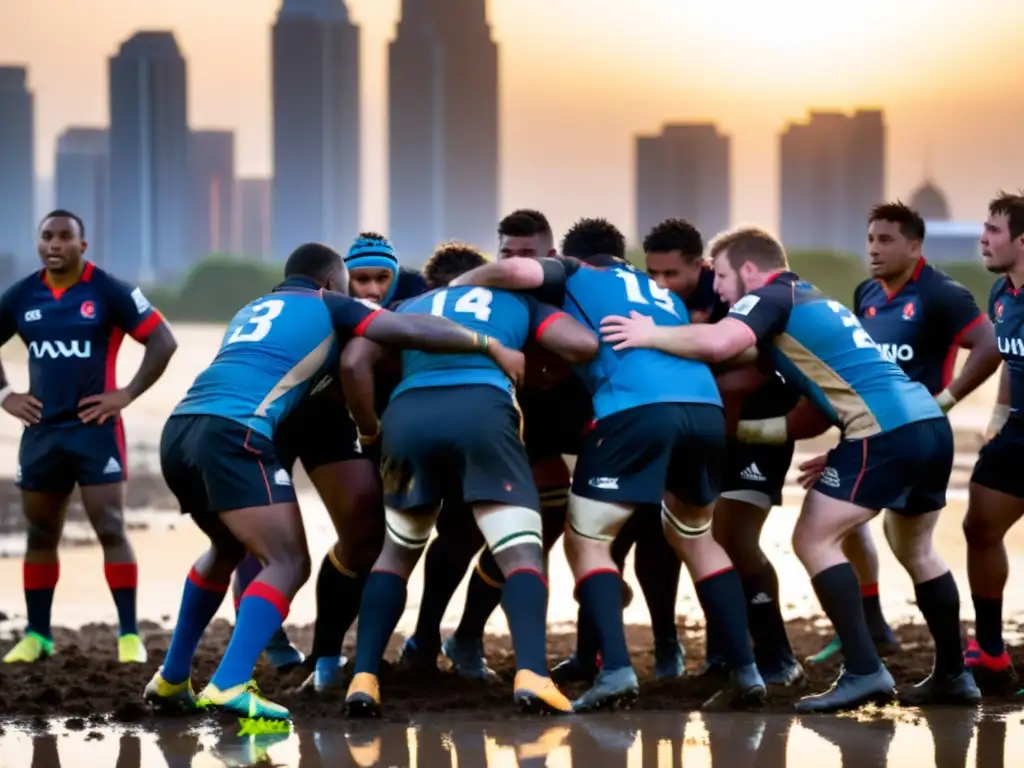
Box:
[227,299,285,344]
[430,288,493,322]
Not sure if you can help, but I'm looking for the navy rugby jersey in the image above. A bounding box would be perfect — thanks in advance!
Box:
[686,265,729,323]
[391,286,563,400]
[537,255,721,420]
[0,263,163,426]
[172,277,377,438]
[988,278,1024,415]
[854,259,983,394]
[726,272,942,439]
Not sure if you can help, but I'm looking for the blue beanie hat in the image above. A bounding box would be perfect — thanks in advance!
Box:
[345,234,399,305]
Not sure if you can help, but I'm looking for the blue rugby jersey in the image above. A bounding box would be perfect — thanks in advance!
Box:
[172,277,377,437]
[854,259,983,394]
[0,263,164,426]
[726,271,942,439]
[536,255,722,420]
[989,277,1024,416]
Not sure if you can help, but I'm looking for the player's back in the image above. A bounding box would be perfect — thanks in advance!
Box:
[173,285,338,437]
[390,285,532,399]
[561,258,721,419]
[770,275,941,437]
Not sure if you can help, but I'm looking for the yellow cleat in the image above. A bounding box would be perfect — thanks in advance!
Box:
[344,672,382,718]
[144,669,198,714]
[3,632,54,663]
[118,633,148,664]
[513,669,573,714]
[197,680,290,721]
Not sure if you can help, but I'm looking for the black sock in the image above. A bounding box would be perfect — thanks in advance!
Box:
[694,568,755,669]
[972,594,1005,657]
[575,603,600,665]
[811,563,882,675]
[634,508,681,644]
[915,571,963,676]
[741,561,794,666]
[576,571,630,670]
[414,534,476,652]
[309,553,366,660]
[861,585,890,638]
[454,554,504,643]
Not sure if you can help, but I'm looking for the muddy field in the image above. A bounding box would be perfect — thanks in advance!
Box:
[0,620,1020,723]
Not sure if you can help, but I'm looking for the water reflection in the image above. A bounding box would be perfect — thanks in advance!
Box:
[3,707,1022,767]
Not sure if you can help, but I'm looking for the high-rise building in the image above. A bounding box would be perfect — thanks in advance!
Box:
[108,31,189,282]
[635,123,731,244]
[189,130,236,257]
[55,128,109,266]
[272,0,360,261]
[0,67,35,270]
[388,0,499,264]
[236,178,272,259]
[779,109,885,256]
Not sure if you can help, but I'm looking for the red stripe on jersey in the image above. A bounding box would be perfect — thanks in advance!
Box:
[130,311,163,342]
[354,309,382,337]
[106,328,125,393]
[941,313,985,389]
[535,312,567,340]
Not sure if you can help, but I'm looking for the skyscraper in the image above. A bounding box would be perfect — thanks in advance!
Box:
[189,130,236,256]
[388,0,499,263]
[108,31,189,282]
[779,110,886,256]
[271,0,360,261]
[0,67,35,270]
[236,178,272,259]
[55,128,109,266]
[635,123,731,244]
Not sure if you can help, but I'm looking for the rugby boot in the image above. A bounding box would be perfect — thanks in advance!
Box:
[512,669,573,714]
[441,634,498,681]
[298,655,347,694]
[696,653,730,681]
[395,636,440,675]
[701,663,767,710]
[806,630,900,665]
[551,652,598,686]
[197,679,290,721]
[263,628,304,672]
[964,639,1019,694]
[3,631,54,663]
[653,639,685,680]
[898,670,982,706]
[118,633,148,664]
[572,666,640,713]
[795,665,896,714]
[143,669,198,714]
[759,656,806,687]
[344,672,382,718]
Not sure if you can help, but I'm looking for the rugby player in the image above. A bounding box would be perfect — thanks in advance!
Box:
[340,242,598,717]
[452,218,766,712]
[1,211,177,665]
[601,226,979,711]
[963,192,1024,693]
[144,243,525,721]
[799,201,1000,665]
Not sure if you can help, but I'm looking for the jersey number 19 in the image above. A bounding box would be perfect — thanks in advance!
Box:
[614,269,678,316]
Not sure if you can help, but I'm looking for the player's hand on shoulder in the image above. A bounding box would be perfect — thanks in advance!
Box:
[600,310,656,350]
[486,339,526,388]
[78,389,133,425]
[796,453,828,489]
[1,391,42,425]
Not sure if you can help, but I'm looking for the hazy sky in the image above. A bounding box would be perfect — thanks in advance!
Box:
[4,0,1024,243]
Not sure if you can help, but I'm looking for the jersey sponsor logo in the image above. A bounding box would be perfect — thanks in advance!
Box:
[588,476,619,490]
[739,463,766,482]
[878,343,914,362]
[80,300,96,319]
[730,294,760,316]
[130,287,152,314]
[864,306,877,318]
[103,457,122,474]
[28,340,91,359]
[273,468,292,486]
[24,309,41,322]
[998,337,1024,357]
[902,302,915,320]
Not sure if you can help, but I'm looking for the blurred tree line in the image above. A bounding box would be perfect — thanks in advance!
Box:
[147,251,995,324]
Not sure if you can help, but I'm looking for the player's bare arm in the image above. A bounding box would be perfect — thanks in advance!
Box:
[0,299,41,425]
[449,256,547,290]
[338,337,387,439]
[533,312,599,364]
[600,312,757,364]
[984,363,1010,442]
[79,321,178,425]
[943,316,1001,407]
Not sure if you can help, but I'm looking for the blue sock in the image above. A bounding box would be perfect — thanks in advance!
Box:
[501,570,549,675]
[576,570,630,671]
[209,583,289,691]
[353,571,408,676]
[162,568,228,684]
[232,555,263,612]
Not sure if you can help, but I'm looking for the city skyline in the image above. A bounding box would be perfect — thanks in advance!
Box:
[3,0,1024,245]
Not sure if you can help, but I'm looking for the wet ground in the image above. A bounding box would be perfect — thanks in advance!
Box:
[0,706,1022,767]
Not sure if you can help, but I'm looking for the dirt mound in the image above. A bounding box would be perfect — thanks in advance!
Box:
[0,619,1020,721]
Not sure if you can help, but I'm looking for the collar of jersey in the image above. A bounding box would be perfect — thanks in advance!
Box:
[273,276,321,293]
[582,253,626,269]
[875,257,927,300]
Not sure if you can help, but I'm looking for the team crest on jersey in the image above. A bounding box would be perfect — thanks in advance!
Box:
[901,302,915,320]
[865,306,877,318]
[996,302,1005,321]
[80,300,96,319]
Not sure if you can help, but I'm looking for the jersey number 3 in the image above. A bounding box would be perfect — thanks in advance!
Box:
[227,299,285,344]
[430,287,493,322]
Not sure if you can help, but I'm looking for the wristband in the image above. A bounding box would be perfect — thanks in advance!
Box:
[358,421,381,445]
[934,388,957,413]
[736,416,788,445]
[986,404,1010,441]
[0,386,12,407]
[475,333,492,353]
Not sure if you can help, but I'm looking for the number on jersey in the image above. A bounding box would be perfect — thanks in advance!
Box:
[430,287,493,322]
[826,300,877,350]
[614,269,678,316]
[227,299,285,344]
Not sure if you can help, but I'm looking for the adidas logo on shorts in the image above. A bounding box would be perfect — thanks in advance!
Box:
[273,468,292,486]
[739,463,766,482]
[103,457,122,474]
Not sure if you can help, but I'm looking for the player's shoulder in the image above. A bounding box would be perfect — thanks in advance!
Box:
[392,267,429,303]
[853,277,880,306]
[0,271,42,306]
[918,262,974,301]
[989,276,1012,303]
